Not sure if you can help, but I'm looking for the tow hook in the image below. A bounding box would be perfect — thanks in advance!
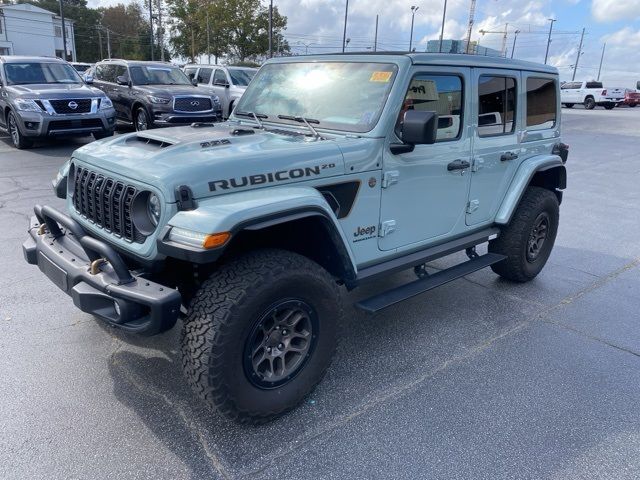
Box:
[90,258,108,275]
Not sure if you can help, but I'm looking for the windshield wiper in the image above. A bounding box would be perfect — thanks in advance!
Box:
[277,115,322,139]
[236,111,268,129]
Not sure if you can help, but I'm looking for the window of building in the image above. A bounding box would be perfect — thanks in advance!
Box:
[478,75,516,137]
[526,77,557,131]
[213,69,227,86]
[55,26,62,37]
[396,74,463,142]
[198,67,212,84]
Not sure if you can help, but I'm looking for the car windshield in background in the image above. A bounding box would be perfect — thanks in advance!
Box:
[228,68,256,86]
[4,63,82,85]
[235,62,398,133]
[129,66,192,86]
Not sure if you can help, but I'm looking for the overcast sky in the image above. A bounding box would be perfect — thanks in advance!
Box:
[87,0,640,86]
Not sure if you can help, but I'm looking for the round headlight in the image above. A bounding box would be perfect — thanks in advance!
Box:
[147,193,161,226]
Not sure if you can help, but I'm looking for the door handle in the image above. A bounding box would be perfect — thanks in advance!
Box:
[500,152,519,161]
[447,159,471,171]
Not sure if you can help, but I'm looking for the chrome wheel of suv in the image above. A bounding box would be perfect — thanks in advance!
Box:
[7,111,33,149]
[135,107,149,131]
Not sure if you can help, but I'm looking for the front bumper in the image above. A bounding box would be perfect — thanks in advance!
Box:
[23,205,181,335]
[16,109,116,137]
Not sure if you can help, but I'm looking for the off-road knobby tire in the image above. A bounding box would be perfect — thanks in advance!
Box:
[584,97,596,110]
[489,187,559,282]
[181,249,342,423]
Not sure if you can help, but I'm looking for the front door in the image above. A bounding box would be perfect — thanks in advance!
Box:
[466,69,522,226]
[379,67,472,251]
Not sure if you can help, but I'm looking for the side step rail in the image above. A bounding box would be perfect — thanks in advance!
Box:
[355,253,506,313]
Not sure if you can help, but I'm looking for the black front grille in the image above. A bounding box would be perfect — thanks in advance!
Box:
[174,97,212,112]
[72,165,146,244]
[49,99,92,114]
[48,118,103,134]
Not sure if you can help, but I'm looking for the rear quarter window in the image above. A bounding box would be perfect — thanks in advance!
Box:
[526,77,557,131]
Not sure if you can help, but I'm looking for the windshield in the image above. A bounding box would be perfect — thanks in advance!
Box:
[234,62,398,133]
[228,68,256,87]
[129,66,192,86]
[4,62,82,85]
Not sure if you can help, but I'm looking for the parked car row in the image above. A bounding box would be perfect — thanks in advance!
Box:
[560,80,638,109]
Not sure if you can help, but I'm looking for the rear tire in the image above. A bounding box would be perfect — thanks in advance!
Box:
[489,187,559,282]
[584,97,596,110]
[604,103,615,110]
[629,104,636,108]
[7,111,33,149]
[181,249,342,423]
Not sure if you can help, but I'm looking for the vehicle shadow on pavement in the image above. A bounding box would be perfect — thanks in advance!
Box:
[103,244,640,479]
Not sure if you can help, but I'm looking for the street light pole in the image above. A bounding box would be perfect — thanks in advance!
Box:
[571,27,585,81]
[374,14,378,52]
[544,18,555,64]
[342,0,349,53]
[268,0,273,58]
[510,29,520,58]
[409,6,419,52]
[58,0,68,60]
[149,0,154,60]
[439,0,447,53]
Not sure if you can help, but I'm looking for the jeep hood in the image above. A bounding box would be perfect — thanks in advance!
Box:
[72,123,346,202]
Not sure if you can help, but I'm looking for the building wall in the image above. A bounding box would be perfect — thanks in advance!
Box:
[0,4,76,60]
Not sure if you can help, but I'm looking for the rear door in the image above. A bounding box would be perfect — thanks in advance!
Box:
[466,68,522,226]
[110,64,130,120]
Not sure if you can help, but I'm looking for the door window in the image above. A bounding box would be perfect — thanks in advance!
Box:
[95,64,117,83]
[396,74,463,142]
[113,65,128,83]
[184,67,197,81]
[478,75,516,137]
[198,68,213,84]
[526,77,557,130]
[213,69,227,86]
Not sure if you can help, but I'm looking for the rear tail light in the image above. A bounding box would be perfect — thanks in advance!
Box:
[602,90,607,95]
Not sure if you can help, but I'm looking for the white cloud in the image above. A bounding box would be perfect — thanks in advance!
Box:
[591,0,640,23]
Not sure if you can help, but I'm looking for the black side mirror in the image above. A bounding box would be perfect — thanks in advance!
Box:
[402,110,438,145]
[116,75,129,86]
[191,78,198,86]
[214,79,230,88]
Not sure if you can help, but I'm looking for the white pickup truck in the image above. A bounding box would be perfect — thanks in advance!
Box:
[560,81,625,110]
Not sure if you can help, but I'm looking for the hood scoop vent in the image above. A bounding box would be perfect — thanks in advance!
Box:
[268,128,305,137]
[127,135,174,150]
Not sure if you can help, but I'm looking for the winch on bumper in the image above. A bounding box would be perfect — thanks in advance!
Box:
[22,205,181,335]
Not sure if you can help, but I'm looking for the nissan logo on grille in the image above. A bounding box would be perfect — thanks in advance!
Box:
[190,101,200,106]
[67,101,78,110]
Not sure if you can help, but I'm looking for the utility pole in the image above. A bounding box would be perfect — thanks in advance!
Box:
[98,28,103,59]
[206,9,211,64]
[572,27,585,81]
[439,0,447,53]
[268,0,273,58]
[511,29,520,58]
[597,42,606,81]
[409,6,419,52]
[158,0,164,61]
[500,23,508,57]
[149,0,154,60]
[374,14,378,52]
[342,0,349,53]
[544,18,555,64]
[106,27,111,59]
[58,0,68,60]
[464,0,476,53]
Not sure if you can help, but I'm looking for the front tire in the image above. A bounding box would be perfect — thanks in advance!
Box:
[181,249,342,423]
[563,103,574,108]
[489,187,559,282]
[134,107,151,131]
[7,111,33,149]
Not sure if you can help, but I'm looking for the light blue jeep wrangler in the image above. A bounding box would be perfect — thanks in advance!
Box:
[23,53,568,423]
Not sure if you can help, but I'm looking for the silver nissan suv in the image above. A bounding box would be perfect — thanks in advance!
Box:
[0,56,116,149]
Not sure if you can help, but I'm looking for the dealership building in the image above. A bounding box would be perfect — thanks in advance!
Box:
[0,3,76,60]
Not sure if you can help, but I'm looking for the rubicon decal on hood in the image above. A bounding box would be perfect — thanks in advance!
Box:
[208,164,335,191]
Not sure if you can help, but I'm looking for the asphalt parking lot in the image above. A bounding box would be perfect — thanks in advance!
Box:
[1,107,640,480]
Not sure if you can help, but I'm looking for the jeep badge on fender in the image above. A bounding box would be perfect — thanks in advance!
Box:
[24,53,567,424]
